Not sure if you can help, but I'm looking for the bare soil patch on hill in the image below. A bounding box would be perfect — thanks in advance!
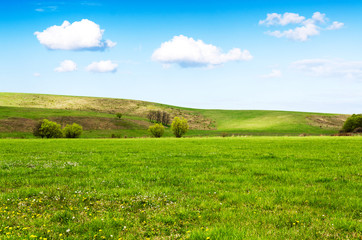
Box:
[306,115,348,129]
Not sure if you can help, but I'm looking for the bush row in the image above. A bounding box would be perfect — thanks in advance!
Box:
[148,117,189,138]
[33,119,83,138]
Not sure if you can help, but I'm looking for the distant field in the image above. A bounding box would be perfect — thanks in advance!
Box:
[0,93,349,138]
[0,137,361,239]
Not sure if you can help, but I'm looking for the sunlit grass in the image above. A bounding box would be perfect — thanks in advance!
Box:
[0,137,361,239]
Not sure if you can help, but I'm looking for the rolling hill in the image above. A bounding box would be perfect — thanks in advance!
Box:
[0,92,348,138]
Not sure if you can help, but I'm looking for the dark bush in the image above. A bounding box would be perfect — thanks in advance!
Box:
[342,114,362,132]
[116,113,123,119]
[33,121,43,138]
[111,133,122,138]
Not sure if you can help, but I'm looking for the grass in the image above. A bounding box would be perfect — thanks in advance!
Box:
[0,137,361,239]
[198,110,342,135]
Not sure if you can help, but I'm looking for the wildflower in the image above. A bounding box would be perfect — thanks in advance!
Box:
[66,229,70,233]
[59,233,63,237]
[30,235,37,238]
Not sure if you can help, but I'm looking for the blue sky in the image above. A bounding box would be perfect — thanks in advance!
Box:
[0,0,361,113]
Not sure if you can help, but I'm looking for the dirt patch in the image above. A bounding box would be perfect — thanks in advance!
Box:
[0,118,37,132]
[306,115,349,129]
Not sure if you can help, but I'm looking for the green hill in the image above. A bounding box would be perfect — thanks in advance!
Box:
[0,92,348,138]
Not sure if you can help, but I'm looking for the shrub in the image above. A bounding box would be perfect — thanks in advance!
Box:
[63,123,83,138]
[33,119,63,138]
[111,133,122,138]
[148,123,165,138]
[342,114,362,132]
[116,113,123,119]
[171,117,189,138]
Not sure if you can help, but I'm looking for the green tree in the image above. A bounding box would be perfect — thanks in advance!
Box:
[342,114,362,132]
[116,113,123,119]
[171,117,189,138]
[34,119,63,138]
[63,123,83,138]
[148,123,165,138]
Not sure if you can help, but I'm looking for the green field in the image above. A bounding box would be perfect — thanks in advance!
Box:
[1,137,361,239]
[0,93,349,138]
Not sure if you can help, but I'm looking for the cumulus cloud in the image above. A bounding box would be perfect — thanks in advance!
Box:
[327,21,344,30]
[86,60,118,73]
[152,35,252,68]
[292,59,362,79]
[34,19,116,51]
[261,69,282,78]
[54,60,77,72]
[260,12,343,41]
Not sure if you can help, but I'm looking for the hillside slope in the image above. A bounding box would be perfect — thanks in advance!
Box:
[0,92,348,138]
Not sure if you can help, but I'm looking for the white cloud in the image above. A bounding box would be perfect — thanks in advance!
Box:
[267,22,319,41]
[54,60,77,72]
[86,60,118,73]
[261,69,282,78]
[34,19,116,51]
[259,13,305,26]
[311,12,326,23]
[260,12,343,41]
[292,59,362,79]
[33,72,41,77]
[327,21,344,30]
[152,35,252,68]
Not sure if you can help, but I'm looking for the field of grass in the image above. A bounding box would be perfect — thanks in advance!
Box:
[0,137,361,239]
[0,93,349,138]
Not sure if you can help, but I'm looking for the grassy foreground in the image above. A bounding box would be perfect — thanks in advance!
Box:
[0,137,361,239]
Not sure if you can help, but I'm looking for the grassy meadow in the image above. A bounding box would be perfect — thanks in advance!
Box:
[0,137,361,239]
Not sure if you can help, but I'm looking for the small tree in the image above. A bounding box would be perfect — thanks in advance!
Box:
[147,110,170,125]
[171,117,189,138]
[116,113,123,119]
[161,112,170,126]
[148,123,165,138]
[342,114,362,132]
[63,123,83,138]
[34,119,63,138]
